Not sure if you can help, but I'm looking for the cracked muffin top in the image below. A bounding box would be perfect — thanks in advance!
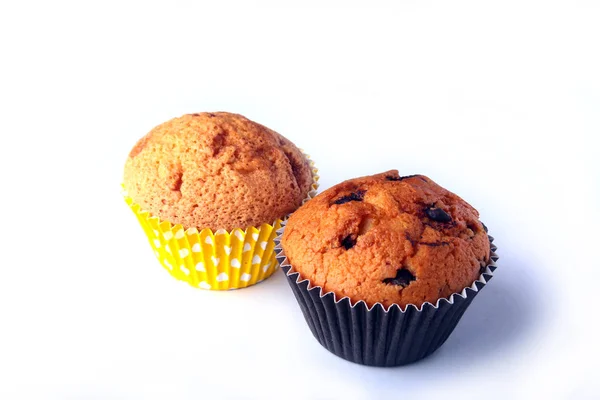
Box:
[123,112,313,231]
[281,171,490,308]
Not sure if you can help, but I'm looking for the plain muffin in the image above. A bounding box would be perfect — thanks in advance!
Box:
[124,112,313,231]
[281,170,490,308]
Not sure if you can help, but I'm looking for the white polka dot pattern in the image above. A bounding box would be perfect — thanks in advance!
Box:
[126,199,284,290]
[216,272,229,282]
[198,281,211,290]
[122,155,319,291]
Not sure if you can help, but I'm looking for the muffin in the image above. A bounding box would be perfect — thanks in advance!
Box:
[123,112,318,290]
[275,170,497,366]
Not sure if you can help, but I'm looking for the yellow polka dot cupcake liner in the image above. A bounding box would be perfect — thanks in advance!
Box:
[123,159,319,290]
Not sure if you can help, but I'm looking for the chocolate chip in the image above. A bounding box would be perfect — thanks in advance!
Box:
[386,176,404,181]
[340,235,356,250]
[481,222,488,233]
[333,190,365,205]
[383,269,416,287]
[405,232,416,246]
[386,174,419,181]
[208,113,216,117]
[425,207,452,223]
[418,241,449,247]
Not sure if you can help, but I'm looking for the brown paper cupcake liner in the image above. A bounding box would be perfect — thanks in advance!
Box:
[274,221,498,366]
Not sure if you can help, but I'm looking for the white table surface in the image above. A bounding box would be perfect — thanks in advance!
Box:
[1,1,599,399]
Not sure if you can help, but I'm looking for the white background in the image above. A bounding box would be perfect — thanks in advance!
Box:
[0,1,599,399]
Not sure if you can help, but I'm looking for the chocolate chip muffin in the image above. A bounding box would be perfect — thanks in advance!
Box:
[124,112,313,231]
[281,170,490,308]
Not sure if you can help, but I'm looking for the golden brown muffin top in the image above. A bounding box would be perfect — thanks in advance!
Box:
[281,171,490,308]
[124,112,313,231]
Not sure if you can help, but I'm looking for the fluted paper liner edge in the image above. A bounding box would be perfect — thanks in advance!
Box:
[123,156,319,290]
[274,220,498,366]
